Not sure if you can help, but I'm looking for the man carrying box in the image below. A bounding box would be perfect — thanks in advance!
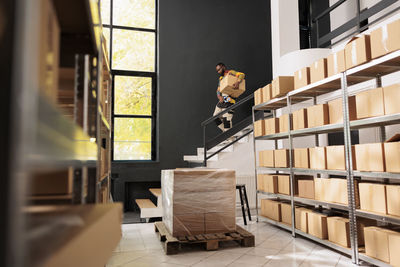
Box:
[214,62,245,132]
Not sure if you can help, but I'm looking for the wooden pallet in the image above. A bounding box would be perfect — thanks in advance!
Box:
[154,221,255,255]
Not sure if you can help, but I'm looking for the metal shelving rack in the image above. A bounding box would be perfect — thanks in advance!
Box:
[252,48,400,266]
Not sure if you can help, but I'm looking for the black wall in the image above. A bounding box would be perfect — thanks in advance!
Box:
[112,0,272,210]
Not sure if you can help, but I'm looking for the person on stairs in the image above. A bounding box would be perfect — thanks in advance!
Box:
[214,62,245,135]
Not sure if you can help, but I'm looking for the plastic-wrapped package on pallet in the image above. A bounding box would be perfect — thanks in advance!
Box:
[161,168,236,237]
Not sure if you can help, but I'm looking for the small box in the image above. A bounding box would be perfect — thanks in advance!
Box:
[327,217,351,247]
[31,168,74,195]
[261,199,281,221]
[278,175,291,195]
[314,178,324,201]
[310,58,327,84]
[389,232,400,267]
[329,178,353,205]
[309,147,326,170]
[384,83,400,115]
[254,88,263,106]
[274,149,289,168]
[272,76,294,98]
[264,175,279,194]
[355,143,385,172]
[328,96,357,124]
[384,141,400,173]
[292,108,308,130]
[281,202,292,225]
[219,74,246,98]
[294,148,309,169]
[355,87,385,119]
[259,150,274,167]
[345,35,371,69]
[326,145,345,170]
[279,114,291,133]
[262,84,272,103]
[307,211,328,239]
[327,50,346,77]
[294,67,310,89]
[265,118,279,135]
[359,183,387,214]
[257,174,265,192]
[386,185,400,217]
[370,19,400,59]
[295,207,310,233]
[254,120,265,137]
[307,104,329,128]
[364,226,397,263]
[298,179,314,199]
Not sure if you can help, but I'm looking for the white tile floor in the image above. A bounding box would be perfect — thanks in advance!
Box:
[106,217,362,267]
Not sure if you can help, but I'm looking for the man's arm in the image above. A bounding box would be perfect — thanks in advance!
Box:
[216,89,223,103]
[231,70,245,89]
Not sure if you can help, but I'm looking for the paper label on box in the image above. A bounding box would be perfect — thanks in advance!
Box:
[382,24,389,52]
[333,53,338,74]
[352,42,357,65]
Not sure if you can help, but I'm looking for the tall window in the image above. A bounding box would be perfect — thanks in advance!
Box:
[101,0,157,161]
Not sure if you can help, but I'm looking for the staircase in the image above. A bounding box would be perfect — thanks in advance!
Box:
[135,188,162,222]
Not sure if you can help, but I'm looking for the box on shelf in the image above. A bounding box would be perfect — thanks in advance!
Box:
[281,202,292,225]
[274,149,289,168]
[254,88,263,106]
[292,108,308,130]
[310,58,327,84]
[307,211,328,239]
[386,185,400,217]
[345,35,371,69]
[278,114,291,133]
[327,217,350,248]
[298,179,314,199]
[327,50,346,77]
[370,19,400,59]
[326,145,346,171]
[294,148,309,169]
[257,174,265,192]
[294,67,310,90]
[261,199,281,221]
[327,96,357,124]
[262,84,272,103]
[355,143,385,172]
[355,87,384,119]
[259,150,274,167]
[31,168,74,195]
[384,134,400,173]
[359,183,387,214]
[271,76,294,98]
[364,226,398,263]
[277,175,291,195]
[307,104,329,128]
[389,231,400,267]
[314,178,354,205]
[264,175,279,194]
[265,118,279,135]
[384,83,400,115]
[254,120,265,137]
[161,168,236,236]
[309,147,326,170]
[314,178,325,201]
[295,207,310,233]
[219,74,246,98]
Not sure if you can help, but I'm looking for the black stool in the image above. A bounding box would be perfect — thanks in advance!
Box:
[236,184,251,225]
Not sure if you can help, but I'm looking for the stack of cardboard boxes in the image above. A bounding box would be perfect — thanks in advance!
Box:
[359,183,400,217]
[364,226,400,266]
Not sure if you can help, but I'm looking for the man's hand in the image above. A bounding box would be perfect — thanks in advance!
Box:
[218,95,223,103]
[232,79,242,89]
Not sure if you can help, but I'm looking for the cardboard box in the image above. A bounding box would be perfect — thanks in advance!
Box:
[257,174,265,192]
[294,148,309,169]
[309,147,326,170]
[359,183,387,214]
[327,50,346,77]
[384,141,400,173]
[307,211,328,239]
[281,202,292,225]
[292,108,308,130]
[364,226,398,263]
[389,232,400,267]
[355,87,384,119]
[310,58,327,84]
[254,88,263,106]
[278,175,291,195]
[295,207,310,233]
[314,178,325,201]
[326,145,356,171]
[357,218,377,246]
[261,199,281,221]
[355,143,385,172]
[328,96,357,124]
[274,149,289,168]
[345,35,371,69]
[298,179,314,199]
[384,83,400,115]
[265,118,279,135]
[31,168,74,195]
[205,212,236,234]
[279,114,291,133]
[327,217,351,247]
[329,178,352,205]
[254,120,265,137]
[386,185,400,217]
[307,104,329,128]
[294,67,310,89]
[219,74,246,98]
[262,84,272,103]
[370,19,400,59]
[259,150,274,167]
[271,76,294,98]
[264,175,278,194]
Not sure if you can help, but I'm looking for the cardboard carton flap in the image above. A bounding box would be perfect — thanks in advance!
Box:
[386,133,400,142]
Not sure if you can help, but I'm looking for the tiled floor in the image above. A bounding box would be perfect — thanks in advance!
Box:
[107,217,362,267]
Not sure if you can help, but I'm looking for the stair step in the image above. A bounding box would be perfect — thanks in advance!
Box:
[183,154,218,162]
[197,146,233,155]
[135,198,162,219]
[136,199,157,209]
[149,188,161,197]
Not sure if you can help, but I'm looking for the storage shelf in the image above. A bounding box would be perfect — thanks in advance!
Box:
[353,171,400,179]
[293,196,349,211]
[258,216,292,232]
[288,73,342,98]
[358,253,392,267]
[350,113,400,130]
[257,191,291,201]
[356,209,400,225]
[99,107,110,131]
[292,168,347,176]
[255,132,289,140]
[98,174,109,187]
[256,167,291,173]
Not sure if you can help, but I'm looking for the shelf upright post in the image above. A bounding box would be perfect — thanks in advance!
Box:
[252,106,259,222]
[341,72,359,264]
[287,95,296,237]
[375,75,387,142]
